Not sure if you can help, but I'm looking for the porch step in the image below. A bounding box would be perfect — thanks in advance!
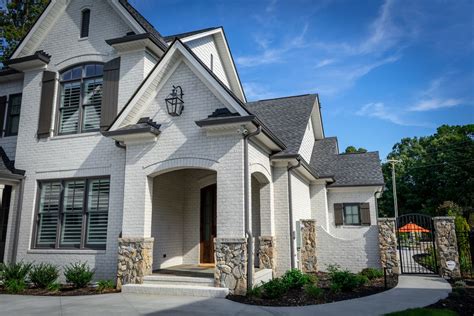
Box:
[143,275,215,287]
[121,283,229,298]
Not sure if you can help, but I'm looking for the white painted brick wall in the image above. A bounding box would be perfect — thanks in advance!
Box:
[298,119,315,163]
[310,183,329,231]
[291,172,311,268]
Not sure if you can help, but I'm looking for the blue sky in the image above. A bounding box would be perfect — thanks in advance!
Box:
[131,0,473,158]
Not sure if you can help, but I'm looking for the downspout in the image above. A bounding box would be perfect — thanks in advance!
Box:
[115,140,126,149]
[11,178,25,264]
[243,125,261,292]
[287,158,301,269]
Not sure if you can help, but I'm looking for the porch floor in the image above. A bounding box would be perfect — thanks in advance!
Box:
[152,264,214,278]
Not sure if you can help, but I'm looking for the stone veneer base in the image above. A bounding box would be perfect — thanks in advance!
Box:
[214,237,247,295]
[117,237,154,290]
[300,220,317,273]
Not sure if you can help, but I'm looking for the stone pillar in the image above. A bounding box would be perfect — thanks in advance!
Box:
[433,217,461,278]
[258,236,276,274]
[116,237,154,290]
[214,238,247,295]
[300,219,317,273]
[378,218,400,274]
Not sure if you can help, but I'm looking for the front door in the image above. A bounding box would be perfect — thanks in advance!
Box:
[200,184,216,264]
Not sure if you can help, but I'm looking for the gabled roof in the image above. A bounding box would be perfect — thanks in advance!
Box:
[246,94,317,156]
[310,138,384,187]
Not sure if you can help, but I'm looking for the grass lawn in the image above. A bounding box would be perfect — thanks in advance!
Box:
[386,308,458,316]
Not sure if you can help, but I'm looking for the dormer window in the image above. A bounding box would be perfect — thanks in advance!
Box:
[81,9,90,38]
[58,63,103,134]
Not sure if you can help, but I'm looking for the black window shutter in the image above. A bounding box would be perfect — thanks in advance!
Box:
[37,71,57,139]
[360,203,371,225]
[0,96,6,137]
[334,203,343,226]
[100,57,120,130]
[81,9,90,38]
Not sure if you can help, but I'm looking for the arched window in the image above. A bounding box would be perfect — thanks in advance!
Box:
[58,63,103,134]
[81,9,90,38]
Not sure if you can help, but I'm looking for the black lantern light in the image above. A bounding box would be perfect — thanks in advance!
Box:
[165,85,184,116]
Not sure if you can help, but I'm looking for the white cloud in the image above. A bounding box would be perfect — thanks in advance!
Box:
[357,102,407,125]
[315,59,336,68]
[409,98,464,112]
[242,82,277,101]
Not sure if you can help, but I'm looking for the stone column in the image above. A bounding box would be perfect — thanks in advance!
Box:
[378,218,400,274]
[116,237,154,290]
[214,238,247,295]
[433,217,461,278]
[300,219,317,273]
[258,236,276,274]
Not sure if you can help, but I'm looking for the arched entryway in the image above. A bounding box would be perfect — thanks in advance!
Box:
[150,168,217,272]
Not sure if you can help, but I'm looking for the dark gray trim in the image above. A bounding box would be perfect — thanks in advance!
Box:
[0,68,20,77]
[163,27,220,41]
[0,96,6,137]
[328,183,385,188]
[102,125,161,137]
[37,71,57,138]
[101,57,121,130]
[4,50,51,66]
[195,115,255,127]
[105,32,164,49]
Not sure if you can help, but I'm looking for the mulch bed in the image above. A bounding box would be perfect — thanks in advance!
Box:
[228,272,398,307]
[0,285,119,296]
[427,278,474,316]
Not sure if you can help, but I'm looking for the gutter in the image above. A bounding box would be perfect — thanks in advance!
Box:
[287,158,301,269]
[243,125,262,292]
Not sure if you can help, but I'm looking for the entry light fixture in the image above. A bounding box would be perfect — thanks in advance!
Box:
[165,85,184,116]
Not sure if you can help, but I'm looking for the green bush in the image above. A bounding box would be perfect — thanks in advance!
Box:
[47,282,61,292]
[282,269,313,289]
[97,279,115,293]
[29,263,59,289]
[328,264,368,292]
[246,284,262,298]
[304,283,323,299]
[0,261,32,283]
[261,278,289,299]
[64,262,94,288]
[359,268,383,280]
[4,279,26,294]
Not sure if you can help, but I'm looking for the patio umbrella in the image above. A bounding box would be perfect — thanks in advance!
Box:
[398,222,431,233]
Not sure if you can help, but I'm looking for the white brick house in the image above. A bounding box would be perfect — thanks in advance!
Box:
[0,0,384,295]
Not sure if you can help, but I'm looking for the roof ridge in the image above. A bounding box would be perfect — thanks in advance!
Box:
[338,151,379,156]
[163,26,221,41]
[247,93,315,104]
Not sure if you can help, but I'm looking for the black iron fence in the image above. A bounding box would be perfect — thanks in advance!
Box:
[456,230,474,278]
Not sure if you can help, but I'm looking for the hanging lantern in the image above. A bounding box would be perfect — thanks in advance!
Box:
[165,85,184,116]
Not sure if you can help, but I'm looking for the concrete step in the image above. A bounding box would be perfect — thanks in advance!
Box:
[143,275,215,287]
[122,283,229,298]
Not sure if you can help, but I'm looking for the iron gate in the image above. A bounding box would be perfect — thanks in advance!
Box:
[396,214,438,274]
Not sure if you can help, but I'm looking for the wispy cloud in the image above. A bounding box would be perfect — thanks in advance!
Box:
[315,58,336,68]
[356,102,433,127]
[243,82,278,101]
[410,98,464,112]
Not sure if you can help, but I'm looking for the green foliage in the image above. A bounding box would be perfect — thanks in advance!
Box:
[359,268,384,280]
[327,264,368,292]
[0,261,32,283]
[261,277,289,299]
[64,262,94,289]
[345,146,368,153]
[246,284,263,298]
[47,282,61,292]
[282,269,313,289]
[303,283,323,299]
[0,0,49,62]
[96,279,115,293]
[29,263,59,289]
[4,279,26,294]
[378,124,474,217]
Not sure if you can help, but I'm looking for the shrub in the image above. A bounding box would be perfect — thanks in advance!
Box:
[261,278,289,299]
[328,264,368,292]
[47,282,61,292]
[246,284,262,298]
[304,283,323,299]
[282,269,313,289]
[360,268,383,280]
[4,279,26,294]
[29,263,59,289]
[0,261,32,284]
[64,262,94,288]
[97,279,115,293]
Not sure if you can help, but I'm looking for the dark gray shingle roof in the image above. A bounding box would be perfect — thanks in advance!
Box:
[245,94,316,155]
[310,138,384,187]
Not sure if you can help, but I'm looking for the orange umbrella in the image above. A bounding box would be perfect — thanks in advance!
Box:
[398,222,431,233]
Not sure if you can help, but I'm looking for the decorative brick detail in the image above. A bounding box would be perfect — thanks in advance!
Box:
[116,237,154,290]
[214,238,247,295]
[300,219,317,273]
[433,217,461,278]
[258,236,276,273]
[378,218,400,274]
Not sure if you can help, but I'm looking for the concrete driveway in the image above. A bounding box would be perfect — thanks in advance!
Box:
[0,275,451,316]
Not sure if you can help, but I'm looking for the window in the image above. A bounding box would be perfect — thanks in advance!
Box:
[35,177,110,249]
[58,63,103,134]
[343,204,361,225]
[5,93,21,136]
[81,9,90,38]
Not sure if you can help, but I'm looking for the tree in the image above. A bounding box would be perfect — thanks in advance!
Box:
[378,125,474,217]
[0,0,48,63]
[344,146,367,154]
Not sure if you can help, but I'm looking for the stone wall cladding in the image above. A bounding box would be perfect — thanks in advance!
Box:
[258,236,276,273]
[378,218,400,274]
[433,217,461,278]
[300,219,317,273]
[117,237,154,290]
[214,238,247,295]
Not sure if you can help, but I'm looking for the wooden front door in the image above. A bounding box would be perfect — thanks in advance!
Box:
[200,184,216,264]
